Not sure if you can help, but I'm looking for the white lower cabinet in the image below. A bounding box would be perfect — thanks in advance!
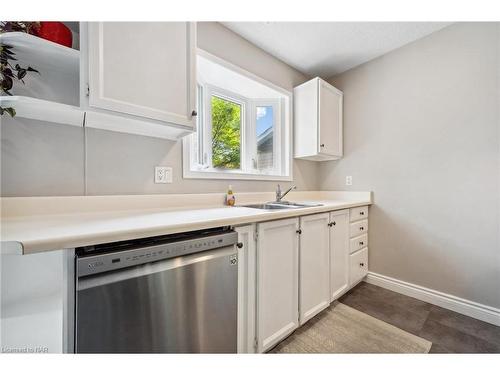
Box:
[250,206,369,352]
[235,225,256,354]
[329,209,350,302]
[299,213,330,325]
[349,206,369,287]
[256,218,299,353]
[349,247,368,286]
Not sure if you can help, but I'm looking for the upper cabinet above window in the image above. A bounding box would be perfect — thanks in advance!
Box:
[294,77,343,161]
[81,22,197,139]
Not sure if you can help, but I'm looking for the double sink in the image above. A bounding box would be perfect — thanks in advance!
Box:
[241,201,323,210]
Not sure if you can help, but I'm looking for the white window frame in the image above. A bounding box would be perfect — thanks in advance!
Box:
[202,84,247,172]
[251,99,281,175]
[183,49,293,182]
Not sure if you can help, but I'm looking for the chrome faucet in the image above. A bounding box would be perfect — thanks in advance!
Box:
[275,184,297,202]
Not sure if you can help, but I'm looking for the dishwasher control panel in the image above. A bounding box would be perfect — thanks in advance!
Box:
[77,230,238,277]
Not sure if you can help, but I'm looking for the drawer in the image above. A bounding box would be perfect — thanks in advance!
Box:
[350,206,368,222]
[350,219,368,238]
[350,234,368,254]
[349,248,368,286]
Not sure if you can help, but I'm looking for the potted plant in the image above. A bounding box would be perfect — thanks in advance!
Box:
[1,22,40,117]
[0,21,40,35]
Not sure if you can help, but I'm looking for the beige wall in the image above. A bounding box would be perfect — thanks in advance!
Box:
[320,23,500,309]
[1,22,317,196]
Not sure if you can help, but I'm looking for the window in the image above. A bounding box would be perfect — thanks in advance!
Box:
[211,95,242,169]
[184,52,291,181]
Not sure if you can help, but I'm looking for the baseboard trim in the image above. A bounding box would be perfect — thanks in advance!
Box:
[365,272,500,327]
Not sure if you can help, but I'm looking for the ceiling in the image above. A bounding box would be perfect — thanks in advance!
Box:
[222,22,451,78]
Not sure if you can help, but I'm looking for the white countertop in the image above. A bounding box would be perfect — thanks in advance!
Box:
[0,191,372,255]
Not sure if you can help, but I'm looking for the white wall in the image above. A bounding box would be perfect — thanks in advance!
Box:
[0,22,317,197]
[320,23,500,309]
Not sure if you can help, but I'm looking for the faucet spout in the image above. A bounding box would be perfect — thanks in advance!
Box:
[275,184,297,202]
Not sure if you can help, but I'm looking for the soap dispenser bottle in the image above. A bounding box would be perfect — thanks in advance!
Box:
[226,185,236,206]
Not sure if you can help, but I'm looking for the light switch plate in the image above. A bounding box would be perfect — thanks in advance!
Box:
[155,167,172,184]
[346,176,353,186]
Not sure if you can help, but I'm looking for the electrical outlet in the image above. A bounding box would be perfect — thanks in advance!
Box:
[155,167,172,184]
[346,176,353,186]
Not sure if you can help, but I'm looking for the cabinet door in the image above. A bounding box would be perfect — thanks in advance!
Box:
[318,80,343,157]
[299,213,330,325]
[88,22,196,128]
[349,248,368,286]
[330,210,350,301]
[235,225,256,354]
[256,218,299,352]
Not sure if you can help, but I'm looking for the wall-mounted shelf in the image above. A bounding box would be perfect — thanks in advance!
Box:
[0,32,79,75]
[1,26,195,141]
[0,96,84,127]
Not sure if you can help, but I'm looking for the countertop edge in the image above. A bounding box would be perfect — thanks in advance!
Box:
[6,199,372,255]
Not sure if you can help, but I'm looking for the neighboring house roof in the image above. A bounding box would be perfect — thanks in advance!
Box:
[257,127,273,147]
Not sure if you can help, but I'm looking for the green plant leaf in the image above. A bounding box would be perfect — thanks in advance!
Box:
[2,67,14,77]
[17,68,27,80]
[0,106,16,117]
[1,75,13,91]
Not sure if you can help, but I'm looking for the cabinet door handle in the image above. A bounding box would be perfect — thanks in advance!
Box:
[296,229,302,235]
[327,223,332,227]
[332,221,336,226]
[360,211,365,215]
[236,242,243,249]
[359,227,364,231]
[359,241,364,246]
[320,144,325,148]
[191,110,198,116]
[359,262,365,267]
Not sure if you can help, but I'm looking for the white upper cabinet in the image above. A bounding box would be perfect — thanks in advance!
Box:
[294,77,343,161]
[82,22,197,139]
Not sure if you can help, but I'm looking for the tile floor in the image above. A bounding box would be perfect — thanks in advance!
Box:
[339,282,500,353]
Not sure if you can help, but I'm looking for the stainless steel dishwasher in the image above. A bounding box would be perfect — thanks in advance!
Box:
[75,227,238,353]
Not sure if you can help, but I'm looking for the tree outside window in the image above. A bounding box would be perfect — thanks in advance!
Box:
[211,96,241,169]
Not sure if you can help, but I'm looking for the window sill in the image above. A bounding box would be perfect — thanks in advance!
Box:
[183,168,293,182]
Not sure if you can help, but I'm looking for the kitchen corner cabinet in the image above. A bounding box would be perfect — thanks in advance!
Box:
[294,77,343,161]
[299,213,330,325]
[329,209,350,301]
[256,218,299,353]
[82,22,197,139]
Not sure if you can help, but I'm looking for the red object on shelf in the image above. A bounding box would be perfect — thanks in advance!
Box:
[36,22,72,48]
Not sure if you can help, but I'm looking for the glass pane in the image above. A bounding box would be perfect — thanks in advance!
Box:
[256,105,274,170]
[211,96,241,169]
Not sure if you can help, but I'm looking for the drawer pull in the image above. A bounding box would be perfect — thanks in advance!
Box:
[320,143,325,147]
[359,241,364,246]
[359,227,364,231]
[296,229,302,235]
[328,221,337,227]
[360,211,365,215]
[359,262,365,267]
[236,242,243,249]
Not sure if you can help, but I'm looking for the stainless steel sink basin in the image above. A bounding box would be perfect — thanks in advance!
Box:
[240,201,323,210]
